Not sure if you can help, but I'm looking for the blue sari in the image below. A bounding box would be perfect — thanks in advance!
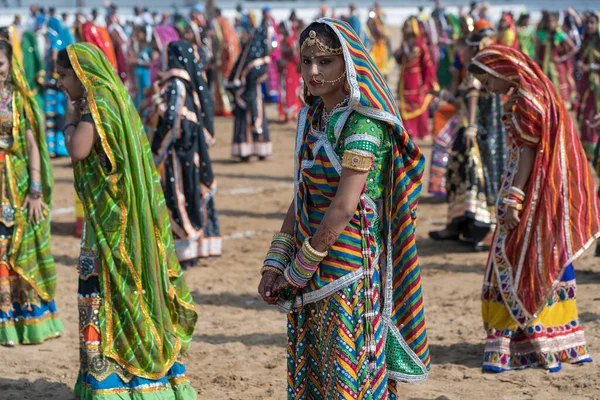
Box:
[44,17,73,157]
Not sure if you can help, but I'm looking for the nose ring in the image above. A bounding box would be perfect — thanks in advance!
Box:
[312,72,325,85]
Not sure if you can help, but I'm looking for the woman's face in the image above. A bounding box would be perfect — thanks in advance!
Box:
[0,50,10,83]
[585,17,598,36]
[476,72,514,95]
[547,16,558,32]
[300,44,346,98]
[183,28,195,44]
[57,64,85,101]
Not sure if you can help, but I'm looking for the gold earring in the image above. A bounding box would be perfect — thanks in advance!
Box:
[344,81,350,93]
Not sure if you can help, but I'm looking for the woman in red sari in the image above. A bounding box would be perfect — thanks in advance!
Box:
[395,16,439,140]
[577,13,600,160]
[470,45,600,372]
[277,21,302,123]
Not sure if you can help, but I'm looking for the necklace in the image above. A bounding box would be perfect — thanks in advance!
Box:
[0,85,11,110]
[320,96,349,131]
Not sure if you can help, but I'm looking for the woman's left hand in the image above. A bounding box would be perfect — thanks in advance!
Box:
[503,206,520,230]
[271,275,298,298]
[22,194,49,225]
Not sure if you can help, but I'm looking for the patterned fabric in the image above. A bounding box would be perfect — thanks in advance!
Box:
[482,264,591,372]
[428,111,459,197]
[280,19,430,396]
[151,41,222,263]
[67,43,197,379]
[75,227,196,399]
[472,44,600,328]
[0,42,60,345]
[443,77,506,244]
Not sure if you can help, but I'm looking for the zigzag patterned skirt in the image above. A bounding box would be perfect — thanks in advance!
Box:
[286,274,399,400]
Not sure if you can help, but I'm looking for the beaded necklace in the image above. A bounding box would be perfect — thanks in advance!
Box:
[320,95,349,131]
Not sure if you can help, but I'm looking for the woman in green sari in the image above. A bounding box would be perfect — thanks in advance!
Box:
[0,40,62,346]
[57,42,198,400]
[20,30,45,108]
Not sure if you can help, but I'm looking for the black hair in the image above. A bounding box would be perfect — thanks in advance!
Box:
[57,48,73,70]
[298,22,341,52]
[49,7,55,13]
[0,40,13,64]
[467,63,486,76]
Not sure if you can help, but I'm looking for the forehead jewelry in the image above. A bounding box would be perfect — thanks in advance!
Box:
[300,30,343,56]
[313,70,347,86]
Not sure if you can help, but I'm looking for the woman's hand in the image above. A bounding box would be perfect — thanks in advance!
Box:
[65,94,82,125]
[258,270,281,305]
[503,206,520,230]
[22,194,49,225]
[464,127,477,149]
[587,113,600,131]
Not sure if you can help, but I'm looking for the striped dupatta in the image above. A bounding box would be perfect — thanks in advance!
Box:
[296,18,430,379]
[472,45,600,328]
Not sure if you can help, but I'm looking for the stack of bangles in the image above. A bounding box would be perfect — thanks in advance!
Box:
[261,232,295,276]
[29,180,43,199]
[503,186,525,211]
[284,238,328,288]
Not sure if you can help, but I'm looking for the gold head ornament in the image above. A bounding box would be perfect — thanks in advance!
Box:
[300,30,343,56]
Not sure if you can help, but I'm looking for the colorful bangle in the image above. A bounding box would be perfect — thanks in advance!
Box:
[29,181,43,198]
[260,265,284,276]
[261,232,295,275]
[284,238,328,288]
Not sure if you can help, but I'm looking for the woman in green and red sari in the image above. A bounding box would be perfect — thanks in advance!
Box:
[258,19,430,398]
[535,12,578,109]
[57,43,198,399]
[0,40,62,346]
[577,13,600,160]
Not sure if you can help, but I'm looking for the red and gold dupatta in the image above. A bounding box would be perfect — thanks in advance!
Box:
[472,45,600,327]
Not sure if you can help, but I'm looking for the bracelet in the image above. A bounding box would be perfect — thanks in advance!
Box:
[260,265,284,276]
[30,180,43,192]
[505,202,523,211]
[262,232,295,275]
[464,126,478,138]
[303,238,328,259]
[284,238,328,288]
[63,123,78,133]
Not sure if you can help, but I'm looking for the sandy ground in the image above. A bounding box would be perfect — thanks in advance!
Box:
[0,105,599,400]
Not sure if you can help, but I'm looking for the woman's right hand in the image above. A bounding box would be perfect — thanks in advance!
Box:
[65,93,82,125]
[503,206,521,230]
[258,270,281,305]
[464,127,477,149]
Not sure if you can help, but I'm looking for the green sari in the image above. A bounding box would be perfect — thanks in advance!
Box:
[67,43,197,380]
[0,40,61,346]
[20,31,45,107]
